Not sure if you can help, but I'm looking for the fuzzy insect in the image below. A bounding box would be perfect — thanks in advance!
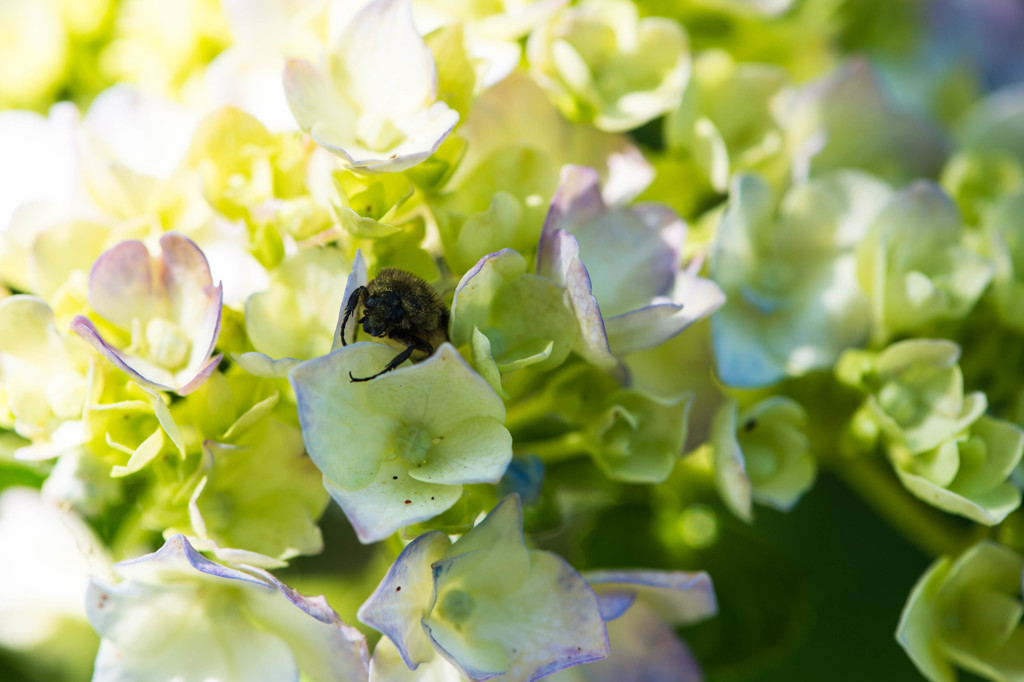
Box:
[341,268,450,382]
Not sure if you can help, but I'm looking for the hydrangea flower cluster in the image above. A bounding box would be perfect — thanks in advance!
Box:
[2,1,1024,681]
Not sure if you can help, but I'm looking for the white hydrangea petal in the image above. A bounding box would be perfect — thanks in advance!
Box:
[407,417,513,485]
[91,615,297,682]
[312,104,459,173]
[0,487,110,650]
[291,344,402,491]
[244,567,371,682]
[362,344,505,436]
[0,103,79,235]
[89,536,368,682]
[283,57,358,135]
[335,0,437,118]
[369,636,463,682]
[83,86,199,180]
[325,458,463,544]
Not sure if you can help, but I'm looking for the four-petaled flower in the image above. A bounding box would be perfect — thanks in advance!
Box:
[71,232,223,395]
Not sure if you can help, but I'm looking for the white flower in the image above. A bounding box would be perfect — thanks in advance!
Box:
[284,0,459,173]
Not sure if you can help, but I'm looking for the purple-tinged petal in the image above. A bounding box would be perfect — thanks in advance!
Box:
[450,249,524,349]
[592,589,637,621]
[78,234,223,394]
[542,166,686,315]
[160,232,214,298]
[244,566,371,682]
[88,240,163,329]
[90,535,369,682]
[176,352,223,395]
[333,249,369,350]
[71,315,176,392]
[359,531,452,669]
[538,230,615,368]
[539,165,607,254]
[605,274,726,355]
[422,496,609,681]
[176,280,223,375]
[584,569,718,626]
[425,550,609,681]
[580,602,704,682]
[111,534,273,588]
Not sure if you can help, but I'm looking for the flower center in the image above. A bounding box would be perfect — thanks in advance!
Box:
[394,424,433,466]
[145,318,192,371]
[356,114,405,152]
[437,589,475,626]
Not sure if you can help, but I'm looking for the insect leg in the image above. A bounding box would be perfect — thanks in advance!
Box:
[348,337,435,382]
[340,286,367,347]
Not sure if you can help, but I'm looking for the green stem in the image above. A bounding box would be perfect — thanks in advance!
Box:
[830,454,986,558]
[516,431,593,463]
[504,393,558,433]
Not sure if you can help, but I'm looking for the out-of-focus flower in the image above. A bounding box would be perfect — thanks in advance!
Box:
[779,58,948,184]
[359,495,608,680]
[959,82,1024,164]
[666,49,789,193]
[0,296,94,460]
[856,181,993,344]
[711,396,816,522]
[166,414,329,563]
[541,165,725,357]
[838,340,987,456]
[0,103,83,295]
[838,339,1023,524]
[712,171,889,388]
[290,343,512,543]
[0,487,108,681]
[450,71,654,204]
[515,364,693,484]
[891,415,1023,526]
[551,569,716,682]
[527,0,689,132]
[245,246,350,361]
[686,0,794,16]
[412,0,564,89]
[898,541,1024,682]
[71,232,223,395]
[982,190,1024,332]
[101,0,229,100]
[450,249,585,382]
[206,0,327,131]
[284,0,459,173]
[0,0,69,109]
[941,149,1023,227]
[87,534,370,682]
